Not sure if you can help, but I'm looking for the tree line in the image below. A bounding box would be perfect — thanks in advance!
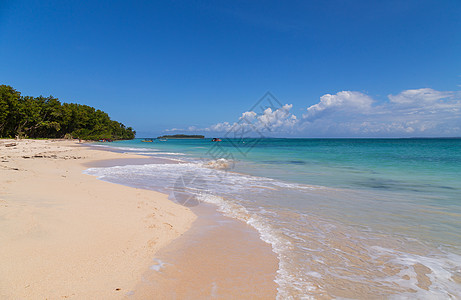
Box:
[0,85,135,140]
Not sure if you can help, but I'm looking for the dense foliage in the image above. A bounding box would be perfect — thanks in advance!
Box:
[0,85,135,140]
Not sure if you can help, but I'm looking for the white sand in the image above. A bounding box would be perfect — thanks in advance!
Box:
[0,139,196,299]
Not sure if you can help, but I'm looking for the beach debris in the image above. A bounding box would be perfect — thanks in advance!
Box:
[20,154,81,159]
[0,165,20,171]
[115,288,121,291]
[5,143,17,147]
[34,154,57,158]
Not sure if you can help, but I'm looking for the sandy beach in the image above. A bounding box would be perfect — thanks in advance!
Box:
[0,139,196,299]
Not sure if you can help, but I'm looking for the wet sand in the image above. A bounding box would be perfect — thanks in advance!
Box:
[132,203,278,299]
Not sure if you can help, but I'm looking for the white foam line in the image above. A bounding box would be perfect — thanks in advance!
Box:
[82,162,461,298]
[196,193,316,299]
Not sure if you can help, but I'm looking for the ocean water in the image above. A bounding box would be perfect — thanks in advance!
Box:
[86,138,461,298]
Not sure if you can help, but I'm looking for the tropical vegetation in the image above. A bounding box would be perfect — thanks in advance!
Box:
[0,85,135,140]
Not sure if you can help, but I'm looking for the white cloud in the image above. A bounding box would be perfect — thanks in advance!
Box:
[213,104,298,135]
[165,127,181,132]
[388,88,452,105]
[300,88,461,137]
[208,121,232,132]
[166,88,461,137]
[256,104,297,131]
[168,104,298,136]
[303,91,374,121]
[239,111,257,121]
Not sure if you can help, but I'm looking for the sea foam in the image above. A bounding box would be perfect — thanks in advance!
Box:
[84,159,461,298]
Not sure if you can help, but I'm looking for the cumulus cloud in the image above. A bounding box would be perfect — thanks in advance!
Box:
[301,88,461,137]
[303,91,374,121]
[257,104,298,131]
[166,103,298,136]
[202,104,298,135]
[166,88,461,137]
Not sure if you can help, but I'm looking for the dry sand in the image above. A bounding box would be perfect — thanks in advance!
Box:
[0,139,196,299]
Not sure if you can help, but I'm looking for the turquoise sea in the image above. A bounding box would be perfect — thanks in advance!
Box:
[86,138,461,298]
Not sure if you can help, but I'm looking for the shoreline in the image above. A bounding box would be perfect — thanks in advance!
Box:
[0,139,279,299]
[133,202,278,299]
[85,143,280,298]
[84,139,461,298]
[0,139,196,298]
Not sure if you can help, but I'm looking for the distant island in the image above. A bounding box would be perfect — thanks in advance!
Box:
[0,85,136,140]
[157,134,205,139]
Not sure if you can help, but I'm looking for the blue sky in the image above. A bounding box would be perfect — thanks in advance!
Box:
[1,0,460,137]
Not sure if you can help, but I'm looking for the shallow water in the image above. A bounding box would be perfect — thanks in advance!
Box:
[87,138,461,298]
